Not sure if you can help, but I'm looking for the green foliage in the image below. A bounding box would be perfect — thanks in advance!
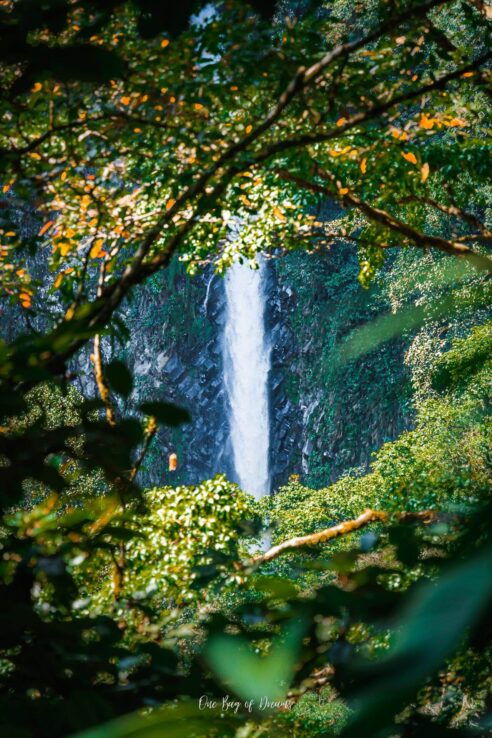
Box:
[78,475,255,619]
[0,2,491,737]
[432,319,492,391]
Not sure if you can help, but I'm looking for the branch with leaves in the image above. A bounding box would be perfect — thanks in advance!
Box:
[277,169,492,272]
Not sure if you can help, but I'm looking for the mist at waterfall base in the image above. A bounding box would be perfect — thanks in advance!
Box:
[223,258,272,500]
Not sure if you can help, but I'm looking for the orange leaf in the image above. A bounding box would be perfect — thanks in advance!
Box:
[360,158,367,174]
[401,151,417,165]
[166,198,176,211]
[38,220,55,237]
[419,115,434,130]
[273,207,286,221]
[54,273,64,289]
[245,124,253,134]
[161,39,170,48]
[194,103,203,110]
[120,96,131,106]
[336,117,347,127]
[446,118,466,128]
[421,162,430,182]
[32,82,42,93]
[339,187,349,195]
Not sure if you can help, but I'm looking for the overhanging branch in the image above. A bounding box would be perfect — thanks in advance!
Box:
[250,509,437,566]
[277,170,492,273]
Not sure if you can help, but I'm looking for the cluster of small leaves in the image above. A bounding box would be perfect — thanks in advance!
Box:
[75,475,256,627]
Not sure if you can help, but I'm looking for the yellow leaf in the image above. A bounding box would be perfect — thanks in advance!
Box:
[58,243,71,257]
[90,239,105,259]
[166,198,176,211]
[419,115,434,130]
[360,157,367,174]
[421,162,430,182]
[29,152,42,160]
[245,124,253,134]
[273,207,286,221]
[339,187,349,195]
[54,273,64,289]
[401,151,417,165]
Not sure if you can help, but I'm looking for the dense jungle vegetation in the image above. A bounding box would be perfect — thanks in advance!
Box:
[0,1,491,737]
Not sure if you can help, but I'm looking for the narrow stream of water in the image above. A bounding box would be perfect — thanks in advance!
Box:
[223,258,271,499]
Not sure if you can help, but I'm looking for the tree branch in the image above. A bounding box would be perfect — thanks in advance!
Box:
[0,112,169,162]
[90,334,116,427]
[250,509,437,566]
[396,195,492,239]
[89,259,117,426]
[128,416,157,483]
[277,170,492,272]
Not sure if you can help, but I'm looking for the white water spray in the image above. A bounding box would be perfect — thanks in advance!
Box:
[223,258,271,499]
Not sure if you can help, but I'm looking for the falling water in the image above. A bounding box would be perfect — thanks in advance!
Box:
[223,258,271,499]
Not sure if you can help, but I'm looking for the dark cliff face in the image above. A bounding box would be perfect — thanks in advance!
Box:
[267,247,411,489]
[115,264,231,488]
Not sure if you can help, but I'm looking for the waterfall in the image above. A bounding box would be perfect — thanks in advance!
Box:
[223,258,271,499]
